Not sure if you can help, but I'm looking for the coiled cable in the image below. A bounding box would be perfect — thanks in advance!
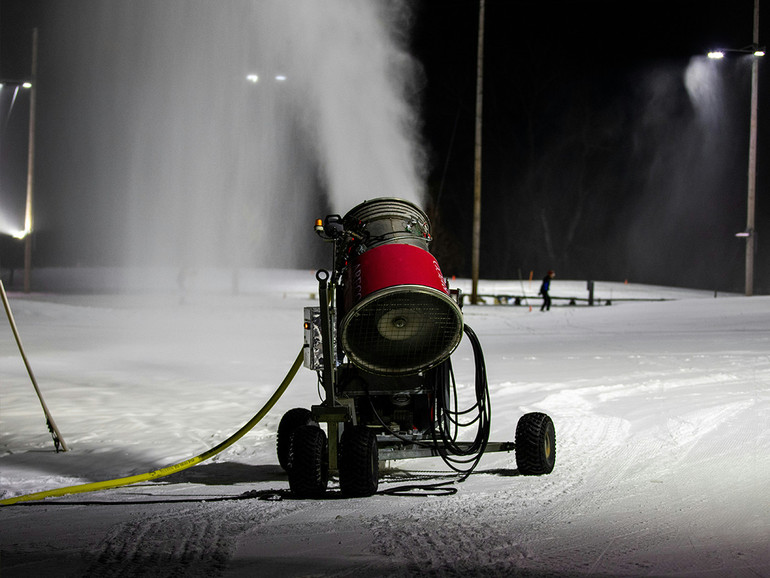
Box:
[430,324,491,479]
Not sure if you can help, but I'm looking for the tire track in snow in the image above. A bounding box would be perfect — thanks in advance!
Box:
[363,372,766,577]
[85,508,229,577]
[520,377,766,575]
[82,499,302,577]
[364,411,635,575]
[368,497,533,577]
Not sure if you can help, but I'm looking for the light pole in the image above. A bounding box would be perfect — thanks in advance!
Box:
[23,28,38,294]
[0,80,31,240]
[709,0,763,295]
[0,28,37,293]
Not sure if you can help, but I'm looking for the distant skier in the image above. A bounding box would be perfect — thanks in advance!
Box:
[539,270,555,311]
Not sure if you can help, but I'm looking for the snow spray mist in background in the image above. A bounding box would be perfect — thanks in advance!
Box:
[41,0,425,271]
[623,55,746,286]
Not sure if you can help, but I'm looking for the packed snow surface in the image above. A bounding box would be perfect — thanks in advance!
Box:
[1,270,769,576]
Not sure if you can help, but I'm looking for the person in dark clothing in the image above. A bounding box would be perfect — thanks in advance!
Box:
[539,270,555,311]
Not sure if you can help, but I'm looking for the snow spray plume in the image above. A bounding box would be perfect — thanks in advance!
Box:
[271,0,427,211]
[625,57,742,287]
[43,1,425,271]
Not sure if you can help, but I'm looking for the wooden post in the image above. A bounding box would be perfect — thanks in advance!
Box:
[471,0,485,304]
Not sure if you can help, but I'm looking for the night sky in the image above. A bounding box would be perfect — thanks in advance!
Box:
[411,0,769,292]
[1,0,769,293]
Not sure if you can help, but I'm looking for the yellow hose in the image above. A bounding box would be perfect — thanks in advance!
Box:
[0,348,304,506]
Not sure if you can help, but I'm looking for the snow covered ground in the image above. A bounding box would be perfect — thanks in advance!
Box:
[1,270,769,576]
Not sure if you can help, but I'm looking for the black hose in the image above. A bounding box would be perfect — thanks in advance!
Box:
[372,324,492,496]
[430,324,491,479]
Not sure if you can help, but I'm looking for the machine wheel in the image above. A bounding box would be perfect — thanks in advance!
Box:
[339,425,379,497]
[277,408,316,472]
[288,425,329,498]
[515,412,556,475]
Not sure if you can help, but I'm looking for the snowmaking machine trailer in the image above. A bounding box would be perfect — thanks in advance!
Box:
[277,198,555,498]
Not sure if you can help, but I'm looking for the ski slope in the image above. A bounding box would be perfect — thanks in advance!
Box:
[1,271,769,576]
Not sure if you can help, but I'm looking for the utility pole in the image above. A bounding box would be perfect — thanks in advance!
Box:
[745,0,760,296]
[471,0,485,304]
[23,28,38,294]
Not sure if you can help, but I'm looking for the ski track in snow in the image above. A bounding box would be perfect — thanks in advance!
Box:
[1,277,770,576]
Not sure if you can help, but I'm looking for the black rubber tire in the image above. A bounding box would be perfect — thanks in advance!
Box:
[288,425,329,498]
[277,408,316,472]
[515,412,556,475]
[339,425,379,497]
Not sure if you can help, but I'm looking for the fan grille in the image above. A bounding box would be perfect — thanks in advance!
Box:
[340,286,463,376]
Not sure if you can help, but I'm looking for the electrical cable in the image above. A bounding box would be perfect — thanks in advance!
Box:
[430,324,491,479]
[378,480,458,497]
[0,348,304,506]
[374,324,492,495]
[367,397,434,449]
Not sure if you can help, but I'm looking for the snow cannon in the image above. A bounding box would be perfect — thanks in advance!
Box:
[278,197,556,498]
[338,198,463,376]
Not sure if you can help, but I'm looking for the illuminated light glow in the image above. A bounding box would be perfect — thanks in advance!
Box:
[0,208,26,239]
[22,82,32,89]
[275,75,287,81]
[736,232,751,238]
[755,50,765,57]
[23,203,32,236]
[246,74,259,83]
[707,51,725,59]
